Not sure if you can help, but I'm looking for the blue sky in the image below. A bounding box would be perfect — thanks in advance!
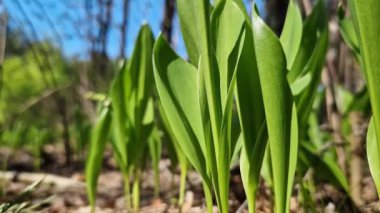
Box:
[4,0,264,60]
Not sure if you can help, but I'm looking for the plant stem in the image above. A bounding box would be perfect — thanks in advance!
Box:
[123,174,131,210]
[246,187,256,213]
[178,162,187,206]
[153,161,160,198]
[132,169,141,210]
[203,181,213,213]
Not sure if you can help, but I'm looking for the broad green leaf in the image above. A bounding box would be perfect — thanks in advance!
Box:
[176,0,210,65]
[367,118,380,193]
[280,0,303,69]
[211,1,245,171]
[234,23,265,154]
[234,19,266,213]
[252,7,296,213]
[153,35,208,183]
[167,60,205,148]
[211,0,245,106]
[348,1,380,197]
[178,0,222,145]
[85,106,112,210]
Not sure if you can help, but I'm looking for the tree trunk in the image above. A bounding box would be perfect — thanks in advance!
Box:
[161,0,175,43]
[265,0,288,35]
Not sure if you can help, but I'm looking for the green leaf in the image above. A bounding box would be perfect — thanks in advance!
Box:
[348,0,380,196]
[367,118,380,193]
[148,126,162,197]
[290,72,312,96]
[123,24,155,126]
[176,0,208,65]
[293,0,328,127]
[280,0,303,69]
[300,110,349,192]
[153,35,209,183]
[110,64,128,170]
[211,0,245,106]
[252,7,297,213]
[287,0,327,84]
[299,142,349,192]
[240,122,267,213]
[178,0,222,145]
[338,6,360,59]
[110,24,155,173]
[85,106,112,210]
[213,27,245,211]
[234,18,266,213]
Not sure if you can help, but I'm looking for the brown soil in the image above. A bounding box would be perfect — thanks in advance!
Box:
[0,145,379,212]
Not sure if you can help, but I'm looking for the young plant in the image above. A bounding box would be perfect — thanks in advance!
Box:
[235,3,298,213]
[238,0,349,212]
[154,0,247,211]
[86,24,158,211]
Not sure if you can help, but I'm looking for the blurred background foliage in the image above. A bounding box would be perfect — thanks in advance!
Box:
[0,0,265,168]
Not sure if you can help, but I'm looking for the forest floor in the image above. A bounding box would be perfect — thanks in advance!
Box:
[0,144,379,213]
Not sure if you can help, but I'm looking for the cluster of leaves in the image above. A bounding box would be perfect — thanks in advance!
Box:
[86,25,176,211]
[153,0,336,212]
[85,0,380,212]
